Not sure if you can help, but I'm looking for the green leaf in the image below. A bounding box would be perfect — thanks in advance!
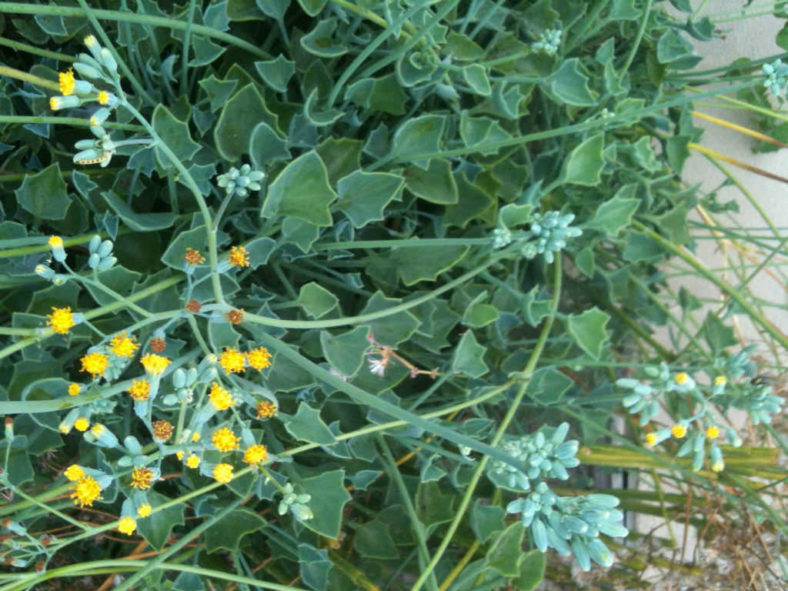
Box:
[513,550,546,591]
[353,520,399,559]
[301,18,347,57]
[316,137,364,185]
[702,312,737,355]
[297,0,327,16]
[585,186,639,236]
[189,36,225,67]
[549,58,598,106]
[526,367,573,404]
[657,28,694,63]
[297,282,339,318]
[574,246,595,277]
[282,402,336,445]
[301,470,351,539]
[471,501,505,544]
[622,231,666,263]
[346,74,408,115]
[298,544,334,591]
[137,491,185,551]
[609,0,640,20]
[459,113,511,155]
[198,75,238,112]
[84,266,141,307]
[485,522,525,577]
[254,54,295,92]
[361,292,420,347]
[303,88,344,126]
[262,151,337,226]
[451,330,489,378]
[249,122,290,167]
[446,31,484,60]
[416,481,456,532]
[404,158,458,204]
[102,191,177,231]
[562,134,605,186]
[391,244,468,285]
[391,114,447,161]
[214,83,278,162]
[463,64,492,95]
[321,326,370,378]
[463,294,499,328]
[567,307,610,359]
[152,104,200,165]
[203,508,265,553]
[246,236,276,268]
[15,163,71,220]
[161,224,208,269]
[337,170,404,228]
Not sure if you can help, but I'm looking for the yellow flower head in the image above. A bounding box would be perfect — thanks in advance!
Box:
[48,236,64,249]
[705,426,720,439]
[228,245,249,268]
[208,382,235,411]
[130,467,154,490]
[140,353,171,376]
[137,503,152,518]
[74,417,90,432]
[47,306,75,335]
[68,383,82,397]
[711,461,725,473]
[714,376,727,387]
[644,432,658,447]
[152,420,173,442]
[110,331,139,358]
[184,248,205,265]
[81,352,109,378]
[70,476,103,507]
[117,516,137,536]
[64,464,85,482]
[671,424,687,439]
[176,450,184,460]
[192,431,201,442]
[127,379,150,402]
[242,444,268,466]
[674,372,690,385]
[49,96,63,111]
[185,454,201,469]
[58,68,76,96]
[90,423,106,437]
[256,401,278,419]
[246,347,272,371]
[212,427,240,452]
[97,91,109,105]
[213,463,234,483]
[218,347,245,375]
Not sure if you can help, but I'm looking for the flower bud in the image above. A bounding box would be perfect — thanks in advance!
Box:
[49,95,80,111]
[73,61,103,80]
[88,253,101,269]
[99,48,117,73]
[35,264,55,280]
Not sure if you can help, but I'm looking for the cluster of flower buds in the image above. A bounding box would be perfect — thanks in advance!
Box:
[531,28,562,56]
[278,483,314,521]
[87,235,116,271]
[522,210,582,263]
[763,59,788,98]
[216,164,266,199]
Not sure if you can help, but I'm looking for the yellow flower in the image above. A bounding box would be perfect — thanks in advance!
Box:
[127,379,150,402]
[671,424,687,439]
[49,96,63,110]
[705,426,720,439]
[70,476,103,507]
[184,248,205,265]
[256,401,278,419]
[208,382,235,411]
[246,347,272,371]
[117,516,137,536]
[58,68,76,96]
[185,454,201,469]
[228,245,250,267]
[674,372,689,385]
[130,467,154,490]
[242,444,268,466]
[110,331,139,358]
[48,236,64,249]
[714,376,727,387]
[176,450,184,460]
[84,35,97,47]
[47,306,75,334]
[192,431,201,442]
[152,420,173,442]
[90,424,106,437]
[644,433,658,447]
[218,347,245,374]
[213,463,234,483]
[137,503,152,518]
[74,417,90,432]
[140,353,171,375]
[711,461,724,472]
[68,383,82,397]
[212,427,240,452]
[97,91,109,105]
[81,352,109,378]
[64,465,85,482]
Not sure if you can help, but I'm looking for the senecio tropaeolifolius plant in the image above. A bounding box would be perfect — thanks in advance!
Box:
[0,2,785,590]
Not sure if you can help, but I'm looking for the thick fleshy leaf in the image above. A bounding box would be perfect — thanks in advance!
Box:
[282,402,336,445]
[297,282,339,318]
[254,55,295,92]
[321,326,370,378]
[562,134,605,186]
[451,330,489,378]
[567,307,610,359]
[214,83,278,161]
[152,104,201,165]
[485,522,525,577]
[337,170,404,227]
[15,163,71,220]
[300,470,351,539]
[203,508,265,553]
[262,151,337,226]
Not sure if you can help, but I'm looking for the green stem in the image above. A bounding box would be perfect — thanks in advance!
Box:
[0,115,143,131]
[620,0,654,76]
[411,258,562,591]
[180,0,197,93]
[0,36,74,61]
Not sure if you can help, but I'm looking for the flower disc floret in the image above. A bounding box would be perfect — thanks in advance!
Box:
[212,427,240,452]
[256,401,278,419]
[213,463,234,483]
[117,516,136,535]
[152,420,173,442]
[68,383,81,397]
[81,352,109,378]
[71,476,103,507]
[228,245,250,267]
[185,454,200,468]
[127,379,150,402]
[705,426,720,439]
[74,418,89,432]
[140,353,171,375]
[671,424,687,439]
[243,444,268,466]
[208,382,235,411]
[110,331,139,358]
[246,347,272,371]
[218,348,245,374]
[47,306,75,334]
[130,467,154,490]
[58,69,76,96]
